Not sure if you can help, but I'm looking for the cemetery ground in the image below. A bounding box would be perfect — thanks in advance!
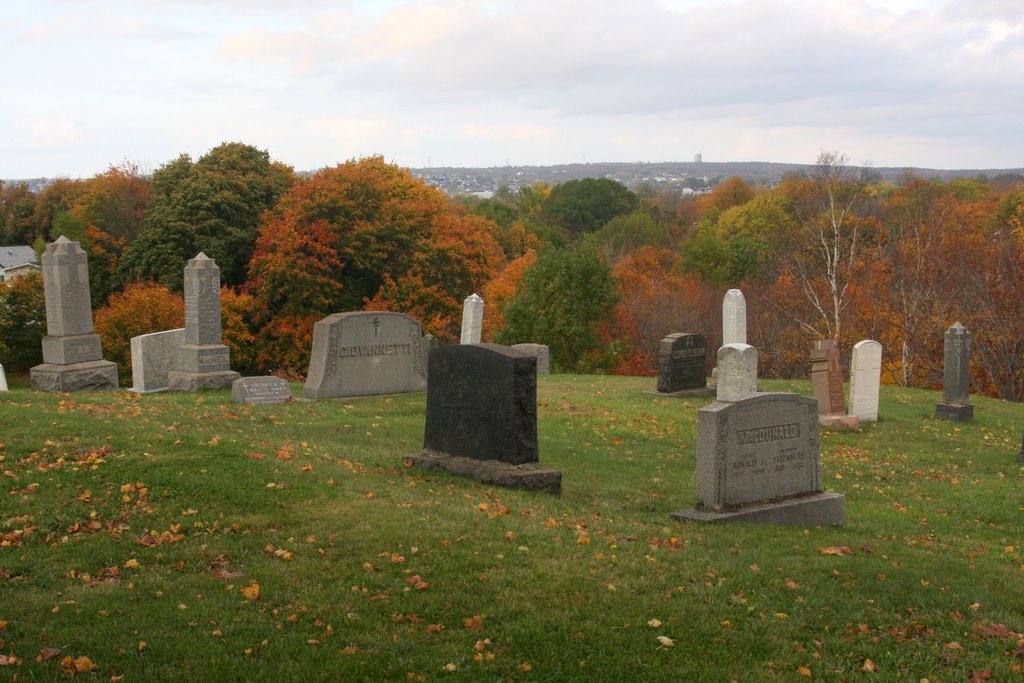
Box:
[1,376,1022,682]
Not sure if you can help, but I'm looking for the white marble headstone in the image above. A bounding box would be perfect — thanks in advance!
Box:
[848,340,882,422]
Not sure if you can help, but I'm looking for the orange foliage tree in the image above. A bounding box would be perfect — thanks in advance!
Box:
[480,249,537,342]
[93,282,184,382]
[605,246,718,376]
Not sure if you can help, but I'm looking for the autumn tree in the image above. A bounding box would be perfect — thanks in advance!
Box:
[120,143,294,290]
[93,282,184,381]
[480,249,537,342]
[0,182,39,245]
[0,271,46,372]
[769,150,878,342]
[495,246,618,371]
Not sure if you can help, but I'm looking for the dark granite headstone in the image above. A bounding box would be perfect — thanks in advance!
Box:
[1017,432,1024,463]
[672,392,845,525]
[404,344,560,492]
[657,333,708,393]
[232,376,293,405]
[936,322,973,421]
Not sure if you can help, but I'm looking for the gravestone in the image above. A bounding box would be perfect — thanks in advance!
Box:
[511,343,551,375]
[716,343,757,402]
[722,289,747,346]
[30,236,118,391]
[936,322,973,421]
[460,293,484,344]
[1017,432,1024,463]
[232,376,293,405]
[671,393,845,525]
[167,253,240,392]
[404,343,561,492]
[303,311,427,399]
[810,340,859,429]
[655,333,712,396]
[848,340,882,422]
[0,363,7,392]
[129,328,185,393]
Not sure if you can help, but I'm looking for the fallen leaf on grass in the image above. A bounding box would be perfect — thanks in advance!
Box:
[212,568,244,580]
[656,636,675,648]
[463,615,483,630]
[798,665,812,677]
[425,624,444,633]
[861,658,878,672]
[60,655,98,673]
[0,654,21,666]
[241,582,261,600]
[37,647,63,661]
[818,546,855,556]
[647,618,662,628]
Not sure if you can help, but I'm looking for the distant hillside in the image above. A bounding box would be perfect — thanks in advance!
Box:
[410,160,1024,196]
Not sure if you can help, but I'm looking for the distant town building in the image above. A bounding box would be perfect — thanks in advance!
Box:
[0,245,40,284]
[694,153,702,163]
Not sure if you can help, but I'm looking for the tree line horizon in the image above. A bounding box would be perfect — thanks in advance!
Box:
[2,142,1023,401]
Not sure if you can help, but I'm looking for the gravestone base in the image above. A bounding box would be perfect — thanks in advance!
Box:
[30,359,118,392]
[644,386,716,398]
[404,450,561,493]
[167,369,240,392]
[671,491,845,526]
[819,413,861,430]
[936,402,973,421]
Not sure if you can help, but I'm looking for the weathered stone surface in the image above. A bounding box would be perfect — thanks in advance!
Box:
[31,236,117,391]
[403,450,561,493]
[41,236,94,338]
[848,340,882,422]
[673,492,845,525]
[671,392,845,526]
[183,253,223,347]
[30,360,119,392]
[1017,433,1024,463]
[169,253,239,391]
[232,376,293,405]
[167,370,239,392]
[303,311,427,399]
[0,363,8,392]
[41,333,103,365]
[423,344,538,464]
[722,289,746,346]
[512,343,551,375]
[130,328,185,393]
[460,293,484,344]
[657,333,708,393]
[819,414,861,430]
[936,322,972,420]
[716,343,757,402]
[810,340,845,416]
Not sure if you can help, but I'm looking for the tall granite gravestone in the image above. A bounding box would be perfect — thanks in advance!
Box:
[460,293,484,344]
[848,340,882,422]
[671,393,845,525]
[167,253,240,392]
[0,363,7,392]
[716,343,757,402]
[30,236,118,391]
[656,333,712,396]
[810,340,859,429]
[304,311,427,399]
[404,344,561,492]
[722,289,747,346]
[129,328,185,393]
[936,322,973,421]
[512,343,551,375]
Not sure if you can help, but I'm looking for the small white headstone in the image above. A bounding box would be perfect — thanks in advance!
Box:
[722,289,747,346]
[460,293,484,344]
[0,363,7,392]
[716,343,757,402]
[848,340,882,422]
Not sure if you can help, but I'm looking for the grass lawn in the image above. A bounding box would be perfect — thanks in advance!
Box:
[1,374,1022,681]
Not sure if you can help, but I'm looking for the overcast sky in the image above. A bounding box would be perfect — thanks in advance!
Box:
[2,0,1022,179]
